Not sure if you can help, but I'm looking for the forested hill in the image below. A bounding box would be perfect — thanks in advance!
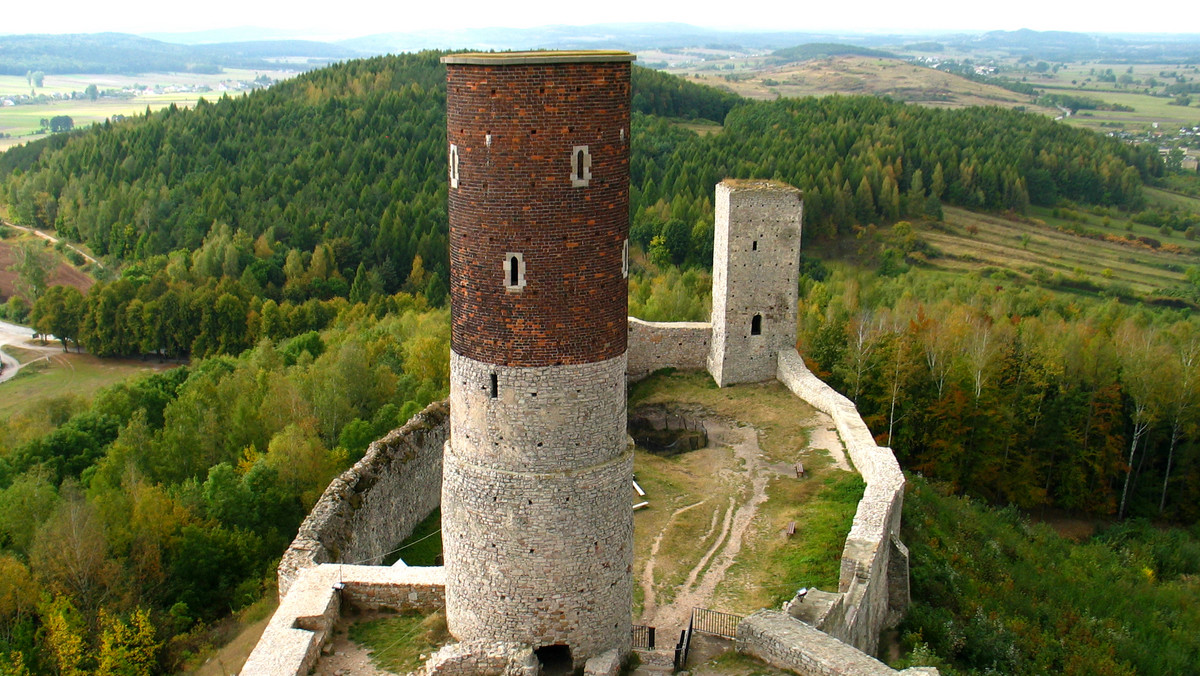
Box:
[0,32,358,74]
[4,51,1161,272]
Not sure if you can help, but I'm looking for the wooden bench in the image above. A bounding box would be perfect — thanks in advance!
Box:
[785,521,796,537]
[795,463,805,478]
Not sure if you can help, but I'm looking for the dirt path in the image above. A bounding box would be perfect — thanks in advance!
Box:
[2,219,102,267]
[640,500,707,623]
[639,420,772,635]
[802,408,850,472]
[313,632,394,676]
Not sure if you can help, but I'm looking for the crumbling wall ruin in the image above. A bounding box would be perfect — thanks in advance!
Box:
[277,400,449,596]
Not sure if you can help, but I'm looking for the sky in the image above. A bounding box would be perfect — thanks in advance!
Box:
[3,0,1197,39]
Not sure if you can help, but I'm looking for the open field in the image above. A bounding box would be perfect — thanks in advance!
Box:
[0,344,173,420]
[0,68,300,150]
[914,206,1196,297]
[0,231,96,300]
[678,56,1057,115]
[1036,83,1199,132]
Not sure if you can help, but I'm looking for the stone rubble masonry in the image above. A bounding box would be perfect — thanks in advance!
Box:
[737,611,937,676]
[277,400,448,597]
[583,649,623,676]
[776,349,914,659]
[445,52,633,367]
[421,640,540,676]
[241,564,445,676]
[708,179,802,387]
[444,351,633,662]
[626,317,711,381]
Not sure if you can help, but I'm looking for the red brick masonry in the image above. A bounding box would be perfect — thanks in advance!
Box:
[446,56,631,367]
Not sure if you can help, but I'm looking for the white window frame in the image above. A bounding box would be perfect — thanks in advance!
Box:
[449,143,460,188]
[571,145,592,187]
[504,252,527,292]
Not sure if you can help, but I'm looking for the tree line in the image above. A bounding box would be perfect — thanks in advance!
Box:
[797,262,1200,524]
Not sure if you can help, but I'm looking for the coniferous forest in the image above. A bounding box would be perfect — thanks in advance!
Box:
[1,51,1199,673]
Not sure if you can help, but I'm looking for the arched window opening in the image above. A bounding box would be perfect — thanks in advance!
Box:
[570,145,591,187]
[504,253,526,291]
[751,314,763,336]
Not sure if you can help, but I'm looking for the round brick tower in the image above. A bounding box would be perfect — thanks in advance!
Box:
[440,51,635,666]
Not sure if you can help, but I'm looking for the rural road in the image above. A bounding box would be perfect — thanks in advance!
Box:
[1,219,102,267]
[0,319,55,385]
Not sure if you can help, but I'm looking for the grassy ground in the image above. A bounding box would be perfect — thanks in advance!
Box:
[0,68,299,150]
[0,347,172,420]
[717,471,864,611]
[673,119,724,136]
[910,205,1199,297]
[348,610,449,674]
[388,508,442,567]
[672,55,1057,116]
[183,594,279,676]
[629,370,860,616]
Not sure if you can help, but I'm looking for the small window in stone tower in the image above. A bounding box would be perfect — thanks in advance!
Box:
[752,240,758,251]
[571,145,592,187]
[449,144,460,188]
[490,373,498,399]
[751,314,763,336]
[622,239,630,278]
[504,252,526,291]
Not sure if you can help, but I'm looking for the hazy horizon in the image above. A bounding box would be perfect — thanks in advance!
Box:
[3,0,1198,42]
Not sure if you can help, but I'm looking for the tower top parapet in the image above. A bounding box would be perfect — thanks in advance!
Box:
[441,50,635,65]
[720,178,802,193]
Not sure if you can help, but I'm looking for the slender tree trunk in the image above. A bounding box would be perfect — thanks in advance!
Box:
[1160,422,1180,514]
[1119,420,1148,520]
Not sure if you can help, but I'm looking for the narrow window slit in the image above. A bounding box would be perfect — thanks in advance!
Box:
[490,373,498,398]
[751,314,763,336]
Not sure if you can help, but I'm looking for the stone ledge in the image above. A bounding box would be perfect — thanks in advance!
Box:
[738,611,929,676]
[242,564,446,676]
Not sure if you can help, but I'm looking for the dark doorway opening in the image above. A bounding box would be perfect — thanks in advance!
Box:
[536,644,573,675]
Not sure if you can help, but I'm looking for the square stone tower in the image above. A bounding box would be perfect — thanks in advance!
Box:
[708,179,803,387]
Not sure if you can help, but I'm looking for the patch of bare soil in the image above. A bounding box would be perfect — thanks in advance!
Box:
[314,628,396,676]
[0,237,95,300]
[639,419,770,636]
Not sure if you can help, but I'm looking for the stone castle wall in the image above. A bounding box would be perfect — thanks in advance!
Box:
[243,564,446,676]
[773,349,910,656]
[626,317,711,380]
[737,611,934,676]
[277,400,448,596]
